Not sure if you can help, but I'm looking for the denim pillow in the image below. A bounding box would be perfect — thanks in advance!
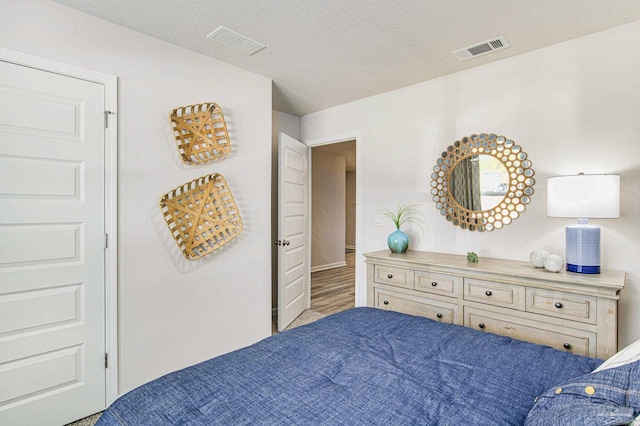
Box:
[525,359,640,426]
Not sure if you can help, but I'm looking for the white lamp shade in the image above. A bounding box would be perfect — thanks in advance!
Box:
[547,174,620,218]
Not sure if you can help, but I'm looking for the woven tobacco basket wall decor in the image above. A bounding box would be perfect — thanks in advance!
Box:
[160,173,243,260]
[170,102,231,165]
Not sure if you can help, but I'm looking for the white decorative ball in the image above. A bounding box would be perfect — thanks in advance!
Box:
[544,254,564,273]
[529,249,549,268]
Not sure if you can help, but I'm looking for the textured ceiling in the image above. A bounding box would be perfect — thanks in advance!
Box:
[52,0,640,116]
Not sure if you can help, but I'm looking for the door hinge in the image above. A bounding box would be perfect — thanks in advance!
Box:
[105,353,109,369]
[104,111,114,128]
[104,233,108,249]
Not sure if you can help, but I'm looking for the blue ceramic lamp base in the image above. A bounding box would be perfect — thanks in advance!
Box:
[565,220,600,274]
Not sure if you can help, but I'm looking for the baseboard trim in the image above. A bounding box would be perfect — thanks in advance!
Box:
[311,261,347,273]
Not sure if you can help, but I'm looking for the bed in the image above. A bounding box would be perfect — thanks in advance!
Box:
[96,307,640,425]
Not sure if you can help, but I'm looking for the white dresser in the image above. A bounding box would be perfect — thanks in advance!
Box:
[365,250,625,359]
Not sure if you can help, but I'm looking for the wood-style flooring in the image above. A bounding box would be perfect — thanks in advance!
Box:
[272,249,355,332]
[310,249,355,315]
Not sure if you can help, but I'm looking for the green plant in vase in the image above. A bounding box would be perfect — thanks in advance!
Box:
[378,201,426,254]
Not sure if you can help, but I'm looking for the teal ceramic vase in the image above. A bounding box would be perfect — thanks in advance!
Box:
[387,229,409,253]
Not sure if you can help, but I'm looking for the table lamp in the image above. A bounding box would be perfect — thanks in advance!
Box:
[547,174,620,274]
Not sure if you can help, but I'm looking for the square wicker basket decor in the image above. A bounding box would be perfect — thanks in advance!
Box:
[160,173,243,260]
[170,102,231,165]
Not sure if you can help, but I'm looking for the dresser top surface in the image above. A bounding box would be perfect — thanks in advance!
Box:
[364,250,625,290]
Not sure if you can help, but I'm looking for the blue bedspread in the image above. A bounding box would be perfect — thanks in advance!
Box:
[97,308,601,425]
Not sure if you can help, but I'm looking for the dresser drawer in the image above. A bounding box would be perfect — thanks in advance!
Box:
[465,308,595,357]
[374,265,414,289]
[415,271,460,298]
[463,278,525,310]
[375,289,456,323]
[526,288,597,324]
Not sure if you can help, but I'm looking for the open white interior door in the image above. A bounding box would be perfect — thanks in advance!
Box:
[277,132,310,331]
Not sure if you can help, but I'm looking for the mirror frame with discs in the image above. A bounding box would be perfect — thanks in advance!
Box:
[430,133,535,231]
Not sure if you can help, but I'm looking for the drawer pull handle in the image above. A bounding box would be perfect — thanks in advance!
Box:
[478,323,485,329]
[431,281,438,287]
[436,313,443,319]
[485,291,492,296]
[383,300,389,305]
[387,274,393,279]
[563,343,572,350]
[555,302,563,309]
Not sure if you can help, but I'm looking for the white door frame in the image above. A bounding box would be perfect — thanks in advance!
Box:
[304,131,365,306]
[0,47,119,404]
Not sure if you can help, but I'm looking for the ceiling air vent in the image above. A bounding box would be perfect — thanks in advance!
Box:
[206,26,266,56]
[452,36,510,61]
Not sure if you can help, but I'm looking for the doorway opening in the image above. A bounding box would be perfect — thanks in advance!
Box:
[310,140,356,316]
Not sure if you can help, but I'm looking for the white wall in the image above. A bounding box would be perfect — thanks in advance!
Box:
[346,171,356,249]
[273,111,302,142]
[311,150,346,270]
[301,21,640,349]
[0,0,272,393]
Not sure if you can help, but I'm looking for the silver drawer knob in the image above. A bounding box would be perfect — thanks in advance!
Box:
[478,323,485,329]
[431,281,438,287]
[563,343,572,350]
[555,302,563,309]
[383,300,389,305]
[436,313,443,319]
[485,291,492,296]
[387,274,393,279]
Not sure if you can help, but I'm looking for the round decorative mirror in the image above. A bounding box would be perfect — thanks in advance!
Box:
[430,133,535,231]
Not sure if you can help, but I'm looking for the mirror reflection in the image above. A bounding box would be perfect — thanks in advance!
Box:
[450,155,508,211]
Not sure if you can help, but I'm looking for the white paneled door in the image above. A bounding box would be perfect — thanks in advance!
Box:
[277,133,310,331]
[0,60,106,425]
